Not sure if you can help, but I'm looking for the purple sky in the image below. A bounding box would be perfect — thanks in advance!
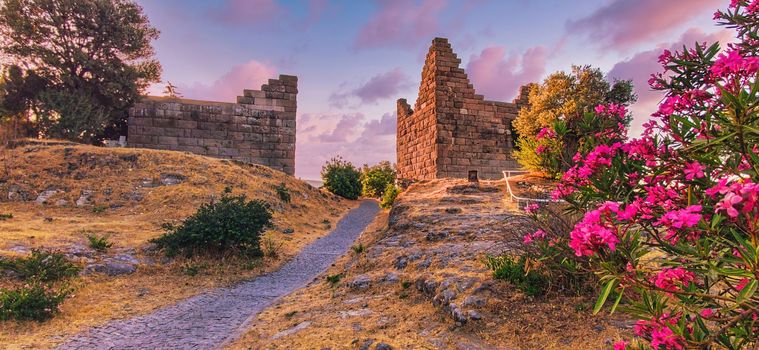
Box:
[136,0,729,179]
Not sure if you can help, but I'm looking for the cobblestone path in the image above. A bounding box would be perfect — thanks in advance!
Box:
[57,200,380,350]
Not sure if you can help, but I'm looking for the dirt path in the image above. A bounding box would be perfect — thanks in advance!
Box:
[56,200,380,350]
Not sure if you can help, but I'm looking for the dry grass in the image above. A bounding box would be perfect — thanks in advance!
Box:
[0,140,354,349]
[228,178,632,349]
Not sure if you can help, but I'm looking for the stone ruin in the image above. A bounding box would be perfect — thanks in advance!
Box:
[127,75,297,175]
[397,38,530,181]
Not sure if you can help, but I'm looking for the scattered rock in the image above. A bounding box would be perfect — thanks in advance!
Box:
[347,275,372,290]
[467,310,482,320]
[375,343,393,350]
[432,289,457,307]
[55,199,68,206]
[84,262,136,276]
[461,295,487,308]
[282,228,295,234]
[271,321,312,340]
[76,189,94,207]
[113,254,139,265]
[444,207,462,214]
[8,245,30,254]
[44,217,54,222]
[7,184,30,201]
[393,256,408,270]
[139,179,160,188]
[35,189,59,204]
[339,309,373,319]
[160,173,186,186]
[383,272,399,283]
[358,339,375,350]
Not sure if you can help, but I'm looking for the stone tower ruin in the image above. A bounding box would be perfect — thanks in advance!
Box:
[128,75,297,175]
[397,38,530,181]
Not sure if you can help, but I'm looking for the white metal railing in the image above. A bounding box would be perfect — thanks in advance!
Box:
[502,170,565,208]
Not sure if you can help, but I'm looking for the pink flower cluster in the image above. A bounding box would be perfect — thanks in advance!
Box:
[653,267,696,292]
[523,229,546,245]
[536,127,556,140]
[569,202,620,256]
[594,103,628,120]
[710,49,759,79]
[634,313,685,350]
[552,143,622,199]
[709,179,759,218]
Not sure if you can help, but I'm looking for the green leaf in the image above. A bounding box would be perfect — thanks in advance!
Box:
[736,279,757,303]
[593,278,617,315]
[610,287,624,315]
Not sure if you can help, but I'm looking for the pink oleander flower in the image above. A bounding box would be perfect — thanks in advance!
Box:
[716,192,743,217]
[536,127,556,140]
[700,308,714,318]
[613,340,627,350]
[658,49,672,65]
[653,267,696,292]
[535,144,546,155]
[523,233,533,245]
[658,205,702,229]
[569,203,620,256]
[736,278,750,291]
[532,229,546,239]
[683,162,706,181]
[635,314,684,350]
[710,49,759,78]
[523,203,540,214]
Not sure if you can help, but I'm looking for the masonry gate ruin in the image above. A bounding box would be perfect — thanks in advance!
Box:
[127,75,297,175]
[397,38,530,181]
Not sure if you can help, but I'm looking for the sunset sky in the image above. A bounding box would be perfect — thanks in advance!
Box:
[136,0,729,179]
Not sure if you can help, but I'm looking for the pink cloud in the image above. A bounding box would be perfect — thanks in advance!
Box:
[607,28,734,135]
[567,0,721,50]
[212,0,280,25]
[354,0,446,49]
[466,45,547,101]
[329,68,412,108]
[296,112,397,179]
[180,60,277,102]
[316,113,365,142]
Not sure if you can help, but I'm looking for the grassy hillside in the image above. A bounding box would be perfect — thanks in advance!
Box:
[0,140,354,348]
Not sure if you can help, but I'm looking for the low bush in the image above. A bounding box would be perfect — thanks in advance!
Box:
[380,184,400,209]
[361,161,396,198]
[325,273,343,286]
[0,250,80,282]
[351,244,365,254]
[486,255,548,297]
[261,236,282,259]
[518,203,596,295]
[152,188,273,257]
[0,213,12,220]
[321,156,361,200]
[274,182,291,203]
[0,283,70,322]
[85,233,113,252]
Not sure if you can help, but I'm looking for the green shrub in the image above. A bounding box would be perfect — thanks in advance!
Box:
[91,204,107,214]
[351,244,365,254]
[380,184,400,209]
[321,156,361,200]
[0,250,80,282]
[360,161,396,198]
[152,188,273,257]
[274,182,291,203]
[85,233,113,252]
[325,273,343,286]
[0,283,70,322]
[486,255,548,297]
[0,213,12,220]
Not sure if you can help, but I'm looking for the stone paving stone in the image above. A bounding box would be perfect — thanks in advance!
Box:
[57,200,379,350]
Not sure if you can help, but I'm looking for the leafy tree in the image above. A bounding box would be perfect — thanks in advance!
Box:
[0,0,162,143]
[321,156,362,200]
[512,66,636,174]
[361,161,396,198]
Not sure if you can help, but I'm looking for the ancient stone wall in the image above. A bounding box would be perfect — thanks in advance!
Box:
[397,38,529,181]
[127,75,297,175]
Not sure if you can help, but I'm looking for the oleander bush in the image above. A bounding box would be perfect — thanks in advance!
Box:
[531,2,759,348]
